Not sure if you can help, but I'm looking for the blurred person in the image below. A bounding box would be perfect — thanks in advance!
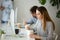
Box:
[24,6,38,26]
[1,0,13,23]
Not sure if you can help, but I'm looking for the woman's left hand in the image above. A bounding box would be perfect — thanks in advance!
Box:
[30,34,41,39]
[30,34,35,38]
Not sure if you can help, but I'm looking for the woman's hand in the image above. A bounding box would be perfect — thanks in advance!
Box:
[30,34,42,39]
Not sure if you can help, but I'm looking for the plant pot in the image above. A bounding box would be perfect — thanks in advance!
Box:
[1,34,6,40]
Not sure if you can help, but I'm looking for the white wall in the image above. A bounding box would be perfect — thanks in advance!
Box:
[14,0,60,34]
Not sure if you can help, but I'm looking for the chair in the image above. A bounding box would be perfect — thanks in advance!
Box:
[53,32,58,40]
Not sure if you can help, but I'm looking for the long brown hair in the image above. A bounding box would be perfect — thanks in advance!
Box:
[37,6,55,31]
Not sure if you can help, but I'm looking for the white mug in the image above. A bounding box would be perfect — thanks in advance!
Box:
[26,30,33,35]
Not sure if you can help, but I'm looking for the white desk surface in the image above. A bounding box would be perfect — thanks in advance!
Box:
[0,23,35,40]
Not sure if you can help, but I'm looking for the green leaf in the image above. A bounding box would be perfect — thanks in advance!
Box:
[0,29,5,35]
[56,10,60,18]
[39,0,46,5]
[50,0,60,9]
[50,0,53,3]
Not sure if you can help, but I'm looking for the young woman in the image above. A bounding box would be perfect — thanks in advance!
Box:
[26,6,55,40]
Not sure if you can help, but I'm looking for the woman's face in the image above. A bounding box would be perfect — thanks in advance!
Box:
[36,10,43,20]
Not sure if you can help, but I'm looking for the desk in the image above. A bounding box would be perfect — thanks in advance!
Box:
[1,34,34,40]
[0,23,35,40]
